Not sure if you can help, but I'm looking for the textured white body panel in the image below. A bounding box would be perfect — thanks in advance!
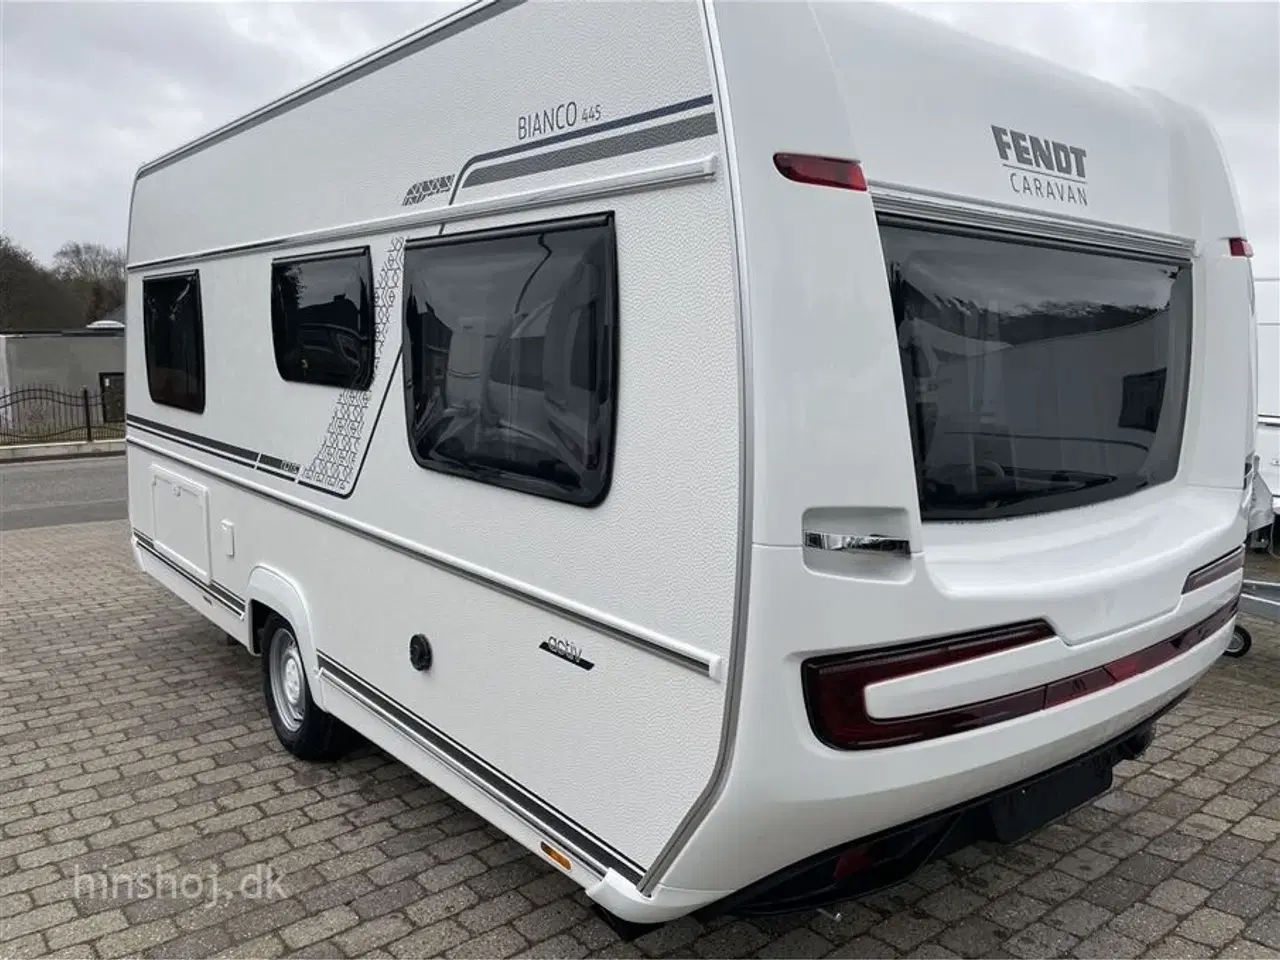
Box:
[128,0,738,877]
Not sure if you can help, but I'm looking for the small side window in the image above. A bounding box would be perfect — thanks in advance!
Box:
[271,248,374,390]
[143,271,205,413]
[401,214,618,506]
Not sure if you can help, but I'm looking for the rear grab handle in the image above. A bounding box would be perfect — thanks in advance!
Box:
[802,531,912,557]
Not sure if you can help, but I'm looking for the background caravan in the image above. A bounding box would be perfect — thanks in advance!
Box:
[125,0,1257,929]
[1254,276,1279,533]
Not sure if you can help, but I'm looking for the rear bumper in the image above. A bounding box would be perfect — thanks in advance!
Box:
[700,694,1179,918]
[646,541,1238,907]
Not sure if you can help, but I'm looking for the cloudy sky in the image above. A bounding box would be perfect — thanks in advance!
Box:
[2,1,1277,275]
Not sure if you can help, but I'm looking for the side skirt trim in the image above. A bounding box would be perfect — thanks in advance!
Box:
[133,530,246,617]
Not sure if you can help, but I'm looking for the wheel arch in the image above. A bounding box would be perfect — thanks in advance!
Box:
[246,565,328,710]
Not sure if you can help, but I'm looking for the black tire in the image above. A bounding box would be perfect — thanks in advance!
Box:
[1224,625,1252,659]
[260,614,353,761]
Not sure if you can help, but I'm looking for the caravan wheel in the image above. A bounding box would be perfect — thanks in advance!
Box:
[261,614,353,762]
[1224,626,1252,659]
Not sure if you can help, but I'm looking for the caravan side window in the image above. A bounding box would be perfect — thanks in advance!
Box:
[401,214,618,506]
[271,248,374,390]
[143,271,205,413]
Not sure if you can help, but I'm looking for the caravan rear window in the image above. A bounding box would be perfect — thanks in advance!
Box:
[143,271,205,414]
[400,214,618,506]
[271,248,374,390]
[883,223,1193,521]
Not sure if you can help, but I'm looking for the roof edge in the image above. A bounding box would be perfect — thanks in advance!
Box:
[134,0,522,182]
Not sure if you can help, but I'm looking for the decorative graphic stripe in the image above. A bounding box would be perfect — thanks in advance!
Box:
[128,414,258,466]
[403,174,456,207]
[257,454,301,479]
[449,93,714,203]
[126,415,298,485]
[317,653,644,883]
[297,239,405,496]
[462,112,718,189]
[133,530,245,616]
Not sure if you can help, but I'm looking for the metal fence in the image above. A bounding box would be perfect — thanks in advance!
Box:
[0,385,126,445]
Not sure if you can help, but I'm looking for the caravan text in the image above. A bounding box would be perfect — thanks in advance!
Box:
[517,101,603,141]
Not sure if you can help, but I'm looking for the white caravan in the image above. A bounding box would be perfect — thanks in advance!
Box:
[1255,277,1279,522]
[125,0,1257,928]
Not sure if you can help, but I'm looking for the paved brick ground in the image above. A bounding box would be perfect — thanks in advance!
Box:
[1,519,1278,960]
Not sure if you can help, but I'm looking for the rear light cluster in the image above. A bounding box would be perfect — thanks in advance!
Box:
[802,621,1053,750]
[803,597,1240,750]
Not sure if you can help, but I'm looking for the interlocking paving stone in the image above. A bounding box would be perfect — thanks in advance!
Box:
[1072,929,1145,959]
[445,924,529,959]
[1177,908,1248,949]
[1004,921,1081,959]
[1048,899,1117,938]
[1246,914,1280,952]
[1111,902,1179,942]
[919,885,990,921]
[3,518,1280,958]
[1149,878,1214,915]
[1143,933,1218,958]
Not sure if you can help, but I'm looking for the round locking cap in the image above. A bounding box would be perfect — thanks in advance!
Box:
[408,634,433,672]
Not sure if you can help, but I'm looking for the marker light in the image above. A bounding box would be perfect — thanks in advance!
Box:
[540,842,572,872]
[774,153,868,192]
[1229,238,1253,258]
[1182,546,1245,594]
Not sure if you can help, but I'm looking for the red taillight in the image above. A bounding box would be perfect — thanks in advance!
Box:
[1229,237,1253,258]
[1104,599,1237,683]
[773,153,867,192]
[1182,546,1244,594]
[802,621,1054,750]
[803,600,1238,750]
[1044,667,1113,708]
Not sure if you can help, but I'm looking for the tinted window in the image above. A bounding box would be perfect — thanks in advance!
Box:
[271,249,374,389]
[883,223,1192,521]
[143,272,205,413]
[402,214,617,506]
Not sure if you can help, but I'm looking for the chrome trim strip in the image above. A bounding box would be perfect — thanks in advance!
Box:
[1258,414,1280,428]
[127,156,718,273]
[638,0,752,894]
[869,181,1197,262]
[802,531,912,557]
[317,653,632,883]
[126,434,719,677]
[135,0,524,179]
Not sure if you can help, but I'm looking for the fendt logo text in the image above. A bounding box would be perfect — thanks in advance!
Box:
[991,124,1089,207]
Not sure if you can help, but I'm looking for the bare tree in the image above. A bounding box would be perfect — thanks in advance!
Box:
[0,236,83,331]
[52,241,126,323]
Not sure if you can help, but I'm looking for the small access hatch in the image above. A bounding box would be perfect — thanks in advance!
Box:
[149,465,212,583]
